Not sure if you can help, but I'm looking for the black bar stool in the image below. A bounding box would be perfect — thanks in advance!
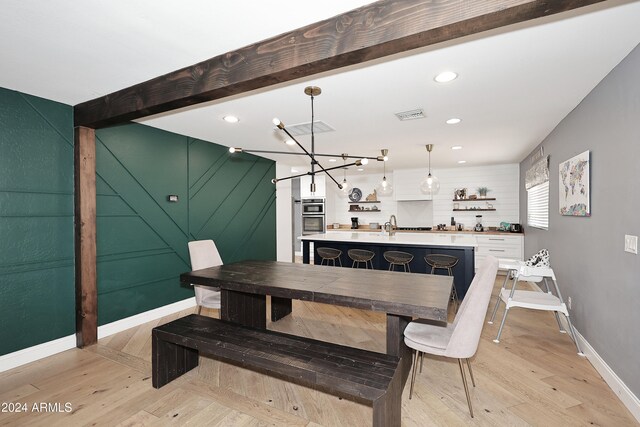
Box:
[316,247,342,267]
[348,249,375,269]
[424,254,459,312]
[384,250,413,272]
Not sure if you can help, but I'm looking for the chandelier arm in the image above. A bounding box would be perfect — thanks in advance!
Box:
[272,160,361,185]
[279,127,315,161]
[272,171,312,183]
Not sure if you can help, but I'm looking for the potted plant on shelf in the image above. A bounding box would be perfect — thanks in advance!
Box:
[477,187,490,198]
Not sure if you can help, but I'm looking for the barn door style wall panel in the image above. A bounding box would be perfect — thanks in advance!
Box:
[95,123,276,325]
[0,88,75,355]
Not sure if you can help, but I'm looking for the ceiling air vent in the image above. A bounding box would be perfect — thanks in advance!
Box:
[285,120,335,136]
[394,108,426,121]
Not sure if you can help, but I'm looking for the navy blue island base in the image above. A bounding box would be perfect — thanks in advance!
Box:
[302,237,475,299]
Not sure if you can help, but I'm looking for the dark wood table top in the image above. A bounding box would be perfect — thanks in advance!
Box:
[181,260,452,322]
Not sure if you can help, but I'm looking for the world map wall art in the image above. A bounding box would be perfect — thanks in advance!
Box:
[559,150,590,216]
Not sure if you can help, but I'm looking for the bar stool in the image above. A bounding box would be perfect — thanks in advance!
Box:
[425,254,459,312]
[316,247,342,267]
[384,250,413,272]
[348,249,375,269]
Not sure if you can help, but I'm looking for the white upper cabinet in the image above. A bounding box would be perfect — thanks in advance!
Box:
[300,174,326,198]
[393,169,432,201]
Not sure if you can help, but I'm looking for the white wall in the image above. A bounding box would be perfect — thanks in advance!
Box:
[432,164,520,228]
[326,174,397,228]
[325,164,519,229]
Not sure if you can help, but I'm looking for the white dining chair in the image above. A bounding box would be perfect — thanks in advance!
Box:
[187,240,222,315]
[404,255,499,418]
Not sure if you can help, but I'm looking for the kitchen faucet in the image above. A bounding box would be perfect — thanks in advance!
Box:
[384,215,397,236]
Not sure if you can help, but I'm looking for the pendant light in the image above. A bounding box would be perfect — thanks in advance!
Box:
[340,154,350,194]
[420,144,440,196]
[376,149,392,196]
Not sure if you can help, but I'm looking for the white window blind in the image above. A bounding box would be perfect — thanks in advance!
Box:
[527,181,549,230]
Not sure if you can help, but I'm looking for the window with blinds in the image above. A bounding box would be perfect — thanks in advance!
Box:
[527,181,549,229]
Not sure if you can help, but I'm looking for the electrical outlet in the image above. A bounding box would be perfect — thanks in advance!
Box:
[625,235,638,254]
[567,296,572,310]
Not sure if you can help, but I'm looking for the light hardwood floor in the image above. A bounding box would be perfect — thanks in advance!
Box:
[1,277,637,426]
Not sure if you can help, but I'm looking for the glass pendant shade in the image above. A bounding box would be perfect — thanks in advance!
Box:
[377,176,393,196]
[376,149,392,196]
[341,178,350,194]
[420,173,440,195]
[420,144,440,195]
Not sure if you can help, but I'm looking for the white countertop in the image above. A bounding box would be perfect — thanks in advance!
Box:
[300,231,478,248]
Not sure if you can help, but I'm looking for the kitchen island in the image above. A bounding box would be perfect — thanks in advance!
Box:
[301,232,477,298]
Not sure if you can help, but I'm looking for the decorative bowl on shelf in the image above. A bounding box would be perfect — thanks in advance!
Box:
[348,187,362,202]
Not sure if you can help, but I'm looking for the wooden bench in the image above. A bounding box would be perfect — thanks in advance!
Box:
[152,314,403,426]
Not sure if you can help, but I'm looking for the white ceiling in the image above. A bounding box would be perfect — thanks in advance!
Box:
[2,0,640,176]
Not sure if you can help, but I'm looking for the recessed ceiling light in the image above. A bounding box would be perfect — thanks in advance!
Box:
[223,115,239,123]
[451,145,463,150]
[329,158,336,162]
[284,139,295,145]
[434,71,458,83]
[446,118,461,125]
[357,168,364,172]
[458,160,467,164]
[291,168,299,173]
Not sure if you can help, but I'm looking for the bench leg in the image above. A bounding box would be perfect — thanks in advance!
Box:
[372,362,403,427]
[221,289,267,329]
[152,332,199,388]
[271,296,292,321]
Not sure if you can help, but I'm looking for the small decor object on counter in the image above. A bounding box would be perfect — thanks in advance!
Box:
[333,223,340,229]
[369,222,379,229]
[348,187,362,202]
[457,223,464,231]
[365,189,378,202]
[477,187,490,198]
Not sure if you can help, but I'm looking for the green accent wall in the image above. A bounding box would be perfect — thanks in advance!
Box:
[0,88,75,355]
[96,124,277,325]
[0,86,277,355]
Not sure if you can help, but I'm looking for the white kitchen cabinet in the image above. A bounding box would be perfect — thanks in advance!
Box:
[300,175,326,198]
[393,169,431,201]
[475,234,524,267]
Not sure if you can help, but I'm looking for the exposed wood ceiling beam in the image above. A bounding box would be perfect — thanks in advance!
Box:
[73,0,604,128]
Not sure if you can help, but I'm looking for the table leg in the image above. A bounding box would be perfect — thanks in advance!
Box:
[386,314,413,387]
[271,296,292,321]
[221,289,266,329]
[302,240,310,264]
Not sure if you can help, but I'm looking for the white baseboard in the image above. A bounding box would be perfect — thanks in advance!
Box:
[573,327,640,423]
[97,297,196,339]
[0,297,196,374]
[0,334,77,373]
[528,283,640,423]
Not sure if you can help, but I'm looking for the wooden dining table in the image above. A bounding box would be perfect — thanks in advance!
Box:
[180,259,452,388]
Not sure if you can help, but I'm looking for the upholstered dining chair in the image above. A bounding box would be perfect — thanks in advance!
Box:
[404,255,499,417]
[187,240,222,315]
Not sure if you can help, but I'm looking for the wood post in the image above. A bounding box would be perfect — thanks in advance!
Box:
[74,126,97,347]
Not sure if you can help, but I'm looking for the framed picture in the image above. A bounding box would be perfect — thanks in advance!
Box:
[559,150,590,216]
[454,188,467,200]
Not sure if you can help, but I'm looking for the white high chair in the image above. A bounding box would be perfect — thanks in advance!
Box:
[488,261,584,356]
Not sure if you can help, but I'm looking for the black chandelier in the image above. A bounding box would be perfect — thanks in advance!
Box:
[228,86,385,193]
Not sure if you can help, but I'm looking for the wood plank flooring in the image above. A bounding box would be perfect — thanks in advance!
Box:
[1,276,637,426]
